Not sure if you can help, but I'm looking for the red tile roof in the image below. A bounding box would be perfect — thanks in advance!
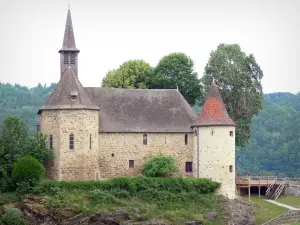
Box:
[192,81,235,127]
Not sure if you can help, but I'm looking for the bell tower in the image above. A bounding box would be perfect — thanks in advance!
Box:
[59,9,80,77]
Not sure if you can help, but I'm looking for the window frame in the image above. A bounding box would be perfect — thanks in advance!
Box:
[89,134,92,149]
[229,165,233,173]
[143,133,147,145]
[230,131,234,136]
[49,135,53,150]
[185,161,193,173]
[185,134,188,145]
[69,134,74,150]
[129,160,134,168]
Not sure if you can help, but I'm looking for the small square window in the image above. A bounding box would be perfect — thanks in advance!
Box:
[71,91,78,101]
[143,134,147,145]
[186,162,193,173]
[230,131,234,136]
[129,160,134,168]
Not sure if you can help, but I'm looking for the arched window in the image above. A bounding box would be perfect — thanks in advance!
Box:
[90,134,92,149]
[69,134,74,150]
[49,135,53,150]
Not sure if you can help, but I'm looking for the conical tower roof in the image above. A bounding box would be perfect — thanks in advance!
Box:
[59,9,80,52]
[38,67,98,114]
[192,81,235,127]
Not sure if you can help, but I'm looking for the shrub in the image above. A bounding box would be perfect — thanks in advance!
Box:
[12,155,45,192]
[1,207,25,225]
[142,156,178,177]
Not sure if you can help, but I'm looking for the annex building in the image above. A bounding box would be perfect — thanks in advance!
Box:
[38,9,236,199]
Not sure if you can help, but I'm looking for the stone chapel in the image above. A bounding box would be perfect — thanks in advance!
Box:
[38,9,236,199]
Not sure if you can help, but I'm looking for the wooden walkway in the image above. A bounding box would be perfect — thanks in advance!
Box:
[236,176,300,199]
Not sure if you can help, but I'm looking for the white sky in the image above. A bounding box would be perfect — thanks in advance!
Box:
[0,0,299,94]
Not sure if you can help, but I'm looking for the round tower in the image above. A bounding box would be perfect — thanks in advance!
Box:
[192,81,236,199]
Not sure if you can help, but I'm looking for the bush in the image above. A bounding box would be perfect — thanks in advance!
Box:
[12,155,45,192]
[1,207,25,225]
[142,156,178,177]
[39,176,219,195]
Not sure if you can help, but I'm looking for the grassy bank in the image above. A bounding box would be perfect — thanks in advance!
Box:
[1,176,222,225]
[248,195,288,225]
[277,195,300,208]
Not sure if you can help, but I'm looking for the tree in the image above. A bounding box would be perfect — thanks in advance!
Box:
[152,53,202,105]
[142,156,178,177]
[102,60,153,89]
[202,43,263,147]
[0,116,52,192]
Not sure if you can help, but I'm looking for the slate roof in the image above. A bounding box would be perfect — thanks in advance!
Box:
[38,67,98,113]
[192,81,235,127]
[84,87,198,132]
[59,9,80,53]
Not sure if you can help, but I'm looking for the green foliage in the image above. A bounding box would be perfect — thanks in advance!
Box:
[237,93,300,177]
[40,177,220,224]
[1,207,25,225]
[102,60,153,89]
[101,53,203,105]
[142,156,178,177]
[0,83,56,131]
[12,156,45,193]
[0,192,19,206]
[39,176,219,194]
[153,52,203,105]
[202,43,263,147]
[0,116,51,192]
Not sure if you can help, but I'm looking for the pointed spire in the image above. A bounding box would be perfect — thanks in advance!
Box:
[192,81,235,127]
[59,9,80,53]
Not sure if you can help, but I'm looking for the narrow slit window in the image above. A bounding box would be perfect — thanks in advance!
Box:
[49,135,53,150]
[64,53,69,64]
[129,160,134,168]
[185,162,193,172]
[229,165,233,173]
[230,131,234,136]
[70,53,75,64]
[69,134,74,150]
[164,136,167,145]
[143,134,147,145]
[185,134,188,145]
[90,134,92,149]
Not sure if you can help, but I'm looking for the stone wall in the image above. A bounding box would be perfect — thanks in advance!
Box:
[98,133,194,178]
[39,110,60,179]
[195,126,236,199]
[285,185,300,197]
[40,109,100,181]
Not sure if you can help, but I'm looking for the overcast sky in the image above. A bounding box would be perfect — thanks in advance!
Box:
[0,0,299,94]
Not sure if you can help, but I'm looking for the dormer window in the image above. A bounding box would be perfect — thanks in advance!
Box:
[71,91,78,101]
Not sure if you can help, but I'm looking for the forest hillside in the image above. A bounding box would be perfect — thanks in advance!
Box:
[0,83,299,177]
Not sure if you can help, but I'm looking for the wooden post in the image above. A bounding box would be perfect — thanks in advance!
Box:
[248,172,251,200]
[258,172,261,199]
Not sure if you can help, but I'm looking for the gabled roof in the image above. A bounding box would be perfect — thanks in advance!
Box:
[84,88,198,132]
[38,67,98,114]
[59,9,80,53]
[192,81,235,127]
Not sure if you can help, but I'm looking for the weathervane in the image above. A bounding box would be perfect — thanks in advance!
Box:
[68,0,70,9]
